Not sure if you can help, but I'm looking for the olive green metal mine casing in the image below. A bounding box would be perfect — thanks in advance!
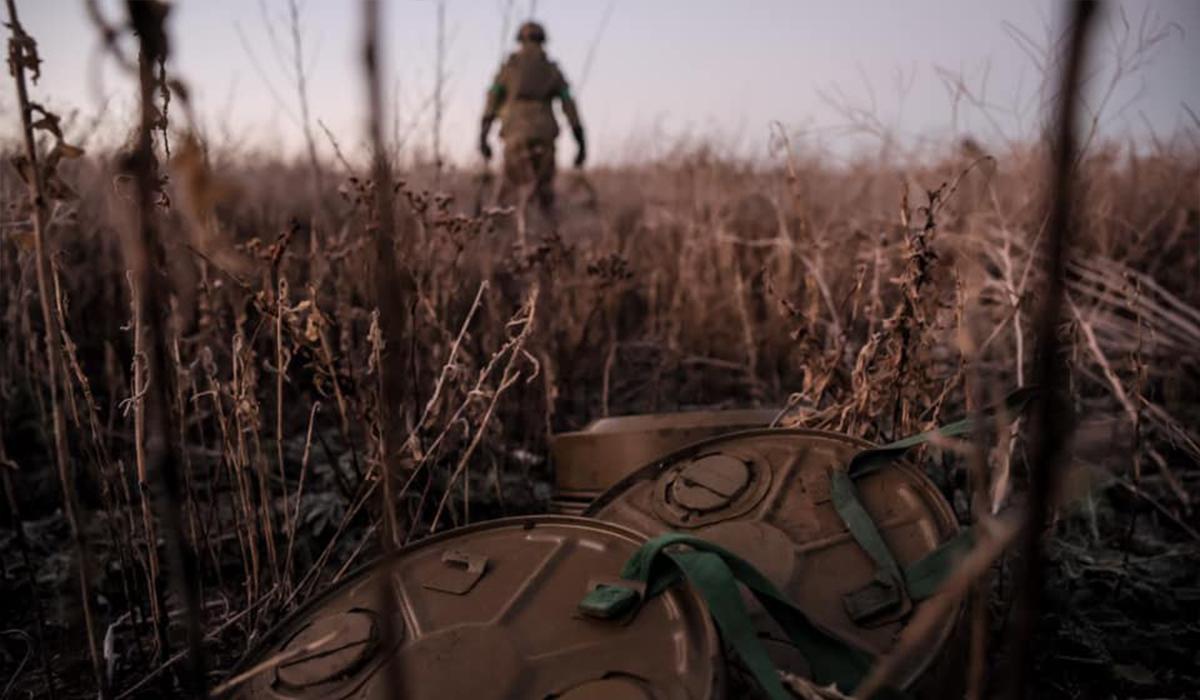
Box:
[586,428,965,695]
[232,515,724,700]
[549,409,779,515]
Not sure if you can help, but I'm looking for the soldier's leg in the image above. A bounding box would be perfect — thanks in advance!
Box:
[532,141,558,233]
[483,152,513,245]
[493,145,521,208]
[505,141,537,248]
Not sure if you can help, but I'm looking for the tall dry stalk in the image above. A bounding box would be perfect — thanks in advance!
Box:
[127,275,167,659]
[497,0,515,64]
[276,275,293,584]
[432,0,446,183]
[362,0,413,548]
[268,230,295,586]
[1006,2,1098,698]
[3,1,106,695]
[576,0,615,94]
[362,0,408,694]
[285,0,323,203]
[121,1,208,694]
[429,287,539,531]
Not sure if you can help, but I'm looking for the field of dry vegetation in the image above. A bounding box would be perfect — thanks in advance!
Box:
[2,2,1199,699]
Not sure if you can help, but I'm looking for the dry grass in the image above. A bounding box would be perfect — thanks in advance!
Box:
[2,2,1199,699]
[2,134,1195,698]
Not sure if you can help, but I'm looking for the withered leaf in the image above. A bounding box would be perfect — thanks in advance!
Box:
[56,142,85,159]
[44,172,77,201]
[29,105,63,139]
[9,33,42,82]
[167,78,189,103]
[9,155,34,186]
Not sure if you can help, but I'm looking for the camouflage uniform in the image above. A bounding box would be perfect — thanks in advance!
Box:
[480,22,585,216]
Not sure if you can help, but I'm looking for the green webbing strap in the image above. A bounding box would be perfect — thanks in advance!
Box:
[588,532,876,697]
[832,387,1038,618]
[669,549,794,699]
[847,387,1039,478]
[903,527,976,601]
[579,530,978,699]
[831,469,906,610]
[577,391,1036,698]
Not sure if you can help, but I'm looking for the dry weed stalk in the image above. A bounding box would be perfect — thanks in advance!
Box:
[3,1,106,694]
[361,0,407,695]
[362,0,415,550]
[125,274,166,657]
[1006,3,1098,698]
[430,286,539,530]
[119,1,208,693]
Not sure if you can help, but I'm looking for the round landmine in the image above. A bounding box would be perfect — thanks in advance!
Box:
[549,409,779,514]
[231,515,724,699]
[586,428,964,694]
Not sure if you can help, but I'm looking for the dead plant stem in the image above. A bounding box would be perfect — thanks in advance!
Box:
[1006,3,1098,698]
[3,1,106,694]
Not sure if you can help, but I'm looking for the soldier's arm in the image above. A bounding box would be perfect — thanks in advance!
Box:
[559,86,583,135]
[554,73,586,166]
[482,81,505,125]
[480,68,507,159]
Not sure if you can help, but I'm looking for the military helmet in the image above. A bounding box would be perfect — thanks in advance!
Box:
[516,20,546,43]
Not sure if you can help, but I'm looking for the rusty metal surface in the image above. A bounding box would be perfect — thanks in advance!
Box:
[548,495,591,516]
[232,515,723,699]
[549,409,779,509]
[586,428,963,692]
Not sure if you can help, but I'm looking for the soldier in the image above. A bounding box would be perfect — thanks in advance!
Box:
[479,21,586,231]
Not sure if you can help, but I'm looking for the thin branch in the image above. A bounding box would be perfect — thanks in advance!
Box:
[122,1,208,694]
[1006,4,1098,699]
[361,0,410,695]
[3,1,106,695]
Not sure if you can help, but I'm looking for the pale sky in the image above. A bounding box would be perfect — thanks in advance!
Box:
[4,0,1199,167]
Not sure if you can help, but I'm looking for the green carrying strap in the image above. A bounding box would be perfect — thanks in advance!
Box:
[583,532,875,697]
[903,526,976,600]
[577,390,1035,699]
[832,387,1038,620]
[578,531,978,699]
[847,387,1039,479]
[831,469,906,619]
